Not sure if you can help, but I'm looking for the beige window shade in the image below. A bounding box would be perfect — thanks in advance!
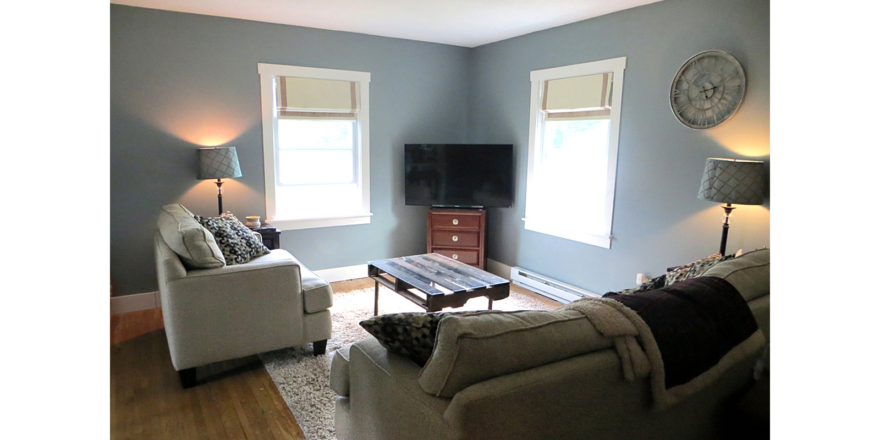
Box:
[542,73,612,119]
[277,76,359,120]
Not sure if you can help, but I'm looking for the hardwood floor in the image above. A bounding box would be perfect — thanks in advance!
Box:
[110,277,558,439]
[111,316,307,440]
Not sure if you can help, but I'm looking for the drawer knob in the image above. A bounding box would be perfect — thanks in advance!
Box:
[452,219,459,225]
[452,235,459,242]
[452,254,459,260]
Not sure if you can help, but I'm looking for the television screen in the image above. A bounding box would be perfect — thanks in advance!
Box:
[405,144,514,208]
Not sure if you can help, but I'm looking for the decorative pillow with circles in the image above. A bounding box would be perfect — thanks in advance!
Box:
[195,213,271,265]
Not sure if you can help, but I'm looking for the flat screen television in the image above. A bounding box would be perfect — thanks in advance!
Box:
[405,144,514,208]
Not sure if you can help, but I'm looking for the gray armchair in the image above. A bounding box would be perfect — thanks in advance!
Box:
[154,204,332,388]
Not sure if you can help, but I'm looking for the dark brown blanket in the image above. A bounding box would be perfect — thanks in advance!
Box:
[607,276,759,389]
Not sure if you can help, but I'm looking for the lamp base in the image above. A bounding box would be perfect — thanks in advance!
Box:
[719,204,736,255]
[215,179,224,216]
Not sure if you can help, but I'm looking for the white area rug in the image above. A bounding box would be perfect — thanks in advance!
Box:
[260,285,556,440]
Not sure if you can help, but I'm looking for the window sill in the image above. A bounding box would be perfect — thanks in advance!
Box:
[523,218,611,249]
[270,213,373,231]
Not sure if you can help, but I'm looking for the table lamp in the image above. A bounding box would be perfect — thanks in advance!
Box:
[198,146,242,216]
[698,158,764,255]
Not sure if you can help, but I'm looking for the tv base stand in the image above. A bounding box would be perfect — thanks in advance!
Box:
[427,208,486,269]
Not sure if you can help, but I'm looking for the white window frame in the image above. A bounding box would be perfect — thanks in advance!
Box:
[523,57,626,248]
[258,63,372,230]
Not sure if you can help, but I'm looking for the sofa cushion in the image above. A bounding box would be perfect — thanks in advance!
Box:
[418,309,614,398]
[702,248,769,301]
[196,213,271,265]
[157,204,226,269]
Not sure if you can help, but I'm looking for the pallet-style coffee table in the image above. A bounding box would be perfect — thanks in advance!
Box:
[367,253,510,315]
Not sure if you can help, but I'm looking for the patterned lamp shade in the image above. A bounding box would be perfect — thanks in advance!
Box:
[698,158,764,205]
[198,147,242,179]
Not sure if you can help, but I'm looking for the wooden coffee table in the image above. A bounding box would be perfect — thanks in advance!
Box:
[367,253,510,315]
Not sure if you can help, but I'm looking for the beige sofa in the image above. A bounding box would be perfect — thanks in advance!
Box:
[154,204,333,388]
[330,250,769,440]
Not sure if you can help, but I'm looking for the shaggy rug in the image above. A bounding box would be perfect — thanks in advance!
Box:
[259,285,557,440]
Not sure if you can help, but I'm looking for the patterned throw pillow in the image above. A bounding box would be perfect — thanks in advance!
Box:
[603,274,667,297]
[195,213,271,265]
[665,253,735,286]
[360,313,445,366]
[360,311,481,366]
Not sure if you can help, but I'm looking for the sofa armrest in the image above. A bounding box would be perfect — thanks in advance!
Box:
[338,338,455,440]
[331,345,352,397]
[154,231,188,283]
[160,250,307,370]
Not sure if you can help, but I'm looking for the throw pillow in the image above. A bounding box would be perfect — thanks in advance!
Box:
[360,311,479,366]
[665,253,735,286]
[360,312,446,366]
[157,204,226,269]
[195,213,271,265]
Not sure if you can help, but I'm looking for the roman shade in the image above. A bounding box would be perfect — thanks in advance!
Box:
[276,76,360,120]
[543,73,612,119]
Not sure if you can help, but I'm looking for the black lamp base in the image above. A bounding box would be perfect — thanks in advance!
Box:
[214,179,224,216]
[719,204,736,255]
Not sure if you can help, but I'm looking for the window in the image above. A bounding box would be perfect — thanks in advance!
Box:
[258,64,372,230]
[523,57,626,248]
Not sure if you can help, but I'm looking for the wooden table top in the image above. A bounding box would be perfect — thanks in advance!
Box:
[368,253,508,296]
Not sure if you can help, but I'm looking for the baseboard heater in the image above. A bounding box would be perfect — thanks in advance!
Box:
[510,267,600,303]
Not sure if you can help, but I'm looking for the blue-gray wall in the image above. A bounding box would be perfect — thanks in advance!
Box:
[471,0,770,293]
[111,5,471,295]
[111,0,770,297]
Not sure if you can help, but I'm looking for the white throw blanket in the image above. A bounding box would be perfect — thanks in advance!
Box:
[564,297,765,409]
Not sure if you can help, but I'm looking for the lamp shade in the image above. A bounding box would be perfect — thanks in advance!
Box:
[198,146,242,179]
[698,158,764,205]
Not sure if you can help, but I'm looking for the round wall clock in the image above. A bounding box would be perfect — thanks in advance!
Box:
[670,50,746,129]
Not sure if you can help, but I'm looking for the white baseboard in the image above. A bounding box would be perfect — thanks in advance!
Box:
[314,264,368,283]
[111,291,160,315]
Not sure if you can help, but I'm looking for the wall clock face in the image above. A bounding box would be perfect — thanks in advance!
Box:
[670,50,746,129]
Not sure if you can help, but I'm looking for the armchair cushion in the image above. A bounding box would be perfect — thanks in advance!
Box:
[196,213,270,265]
[157,204,225,269]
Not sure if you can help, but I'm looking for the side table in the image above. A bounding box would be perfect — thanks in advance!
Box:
[253,224,281,250]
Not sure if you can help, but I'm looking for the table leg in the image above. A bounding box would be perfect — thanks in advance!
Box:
[374,280,379,316]
[488,297,493,310]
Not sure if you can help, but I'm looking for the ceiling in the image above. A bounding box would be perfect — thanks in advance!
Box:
[110,0,663,48]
